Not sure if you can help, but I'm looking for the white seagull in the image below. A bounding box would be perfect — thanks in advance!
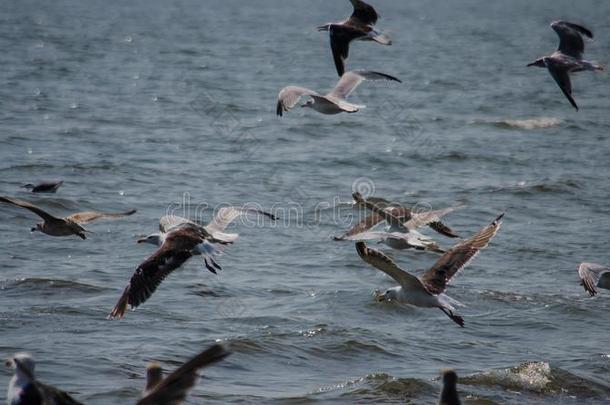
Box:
[527,21,604,110]
[355,214,504,327]
[6,353,82,405]
[138,207,276,273]
[318,0,392,76]
[578,262,610,296]
[276,70,401,116]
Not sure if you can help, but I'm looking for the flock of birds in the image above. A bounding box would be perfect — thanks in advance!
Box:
[2,1,608,404]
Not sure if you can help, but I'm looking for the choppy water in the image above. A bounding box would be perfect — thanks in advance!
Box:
[1,0,609,403]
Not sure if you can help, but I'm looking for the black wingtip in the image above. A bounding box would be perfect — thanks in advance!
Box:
[276,100,283,117]
[355,241,366,256]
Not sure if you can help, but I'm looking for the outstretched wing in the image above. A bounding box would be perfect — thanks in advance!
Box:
[348,0,378,26]
[109,228,205,319]
[138,345,231,405]
[355,241,428,292]
[545,59,578,110]
[159,215,201,233]
[205,206,276,234]
[405,207,461,232]
[333,213,385,240]
[578,262,610,296]
[352,192,408,232]
[276,86,320,116]
[38,383,84,405]
[420,214,503,295]
[551,20,592,59]
[0,195,59,222]
[328,70,401,100]
[66,209,136,224]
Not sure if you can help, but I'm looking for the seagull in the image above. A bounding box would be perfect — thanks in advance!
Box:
[22,180,63,193]
[6,352,83,405]
[0,195,136,239]
[137,207,277,273]
[355,214,504,327]
[318,0,392,76]
[109,224,229,319]
[578,262,610,296]
[438,369,461,405]
[335,193,460,251]
[276,70,401,116]
[527,21,604,110]
[138,344,230,405]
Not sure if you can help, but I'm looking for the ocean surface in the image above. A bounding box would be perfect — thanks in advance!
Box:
[1,0,609,403]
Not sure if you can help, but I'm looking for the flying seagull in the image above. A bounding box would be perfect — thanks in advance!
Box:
[22,180,63,193]
[109,224,228,319]
[355,214,504,327]
[276,70,401,116]
[0,195,136,239]
[438,369,461,405]
[138,344,230,405]
[6,352,83,405]
[138,207,276,273]
[527,21,604,110]
[318,0,392,76]
[578,262,610,296]
[335,193,460,251]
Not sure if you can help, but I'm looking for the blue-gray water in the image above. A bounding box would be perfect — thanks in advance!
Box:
[1,0,609,403]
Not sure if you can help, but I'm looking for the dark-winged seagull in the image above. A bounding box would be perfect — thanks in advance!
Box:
[355,214,503,327]
[528,21,604,110]
[276,70,401,116]
[318,0,391,76]
[335,193,460,251]
[109,224,228,319]
[22,180,63,193]
[138,344,230,405]
[578,262,610,296]
[438,369,461,405]
[6,353,83,405]
[0,195,136,239]
[137,207,276,274]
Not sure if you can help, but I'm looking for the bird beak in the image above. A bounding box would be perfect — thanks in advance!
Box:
[317,24,329,31]
[30,227,36,232]
[374,290,386,302]
[5,358,13,368]
[136,238,146,244]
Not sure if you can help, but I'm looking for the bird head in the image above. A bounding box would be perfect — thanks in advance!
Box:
[6,353,35,377]
[527,58,545,68]
[137,233,162,245]
[441,369,458,386]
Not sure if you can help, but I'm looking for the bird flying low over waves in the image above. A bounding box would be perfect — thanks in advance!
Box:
[110,224,228,319]
[355,214,504,327]
[0,195,136,239]
[6,353,83,405]
[527,21,604,110]
[138,344,230,405]
[277,70,401,116]
[21,180,64,193]
[137,207,277,274]
[334,192,460,252]
[578,262,610,296]
[318,0,392,76]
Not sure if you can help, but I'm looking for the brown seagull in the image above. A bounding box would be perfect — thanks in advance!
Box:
[355,214,503,327]
[318,0,392,76]
[109,224,228,319]
[138,344,230,405]
[0,195,136,239]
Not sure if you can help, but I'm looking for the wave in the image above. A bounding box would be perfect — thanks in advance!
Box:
[474,117,563,130]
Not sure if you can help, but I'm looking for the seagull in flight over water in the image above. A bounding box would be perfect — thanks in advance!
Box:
[0,195,136,239]
[318,0,392,76]
[578,262,610,296]
[355,214,504,327]
[277,70,401,116]
[528,21,604,110]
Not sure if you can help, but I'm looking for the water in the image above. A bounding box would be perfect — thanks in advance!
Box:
[1,0,609,403]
